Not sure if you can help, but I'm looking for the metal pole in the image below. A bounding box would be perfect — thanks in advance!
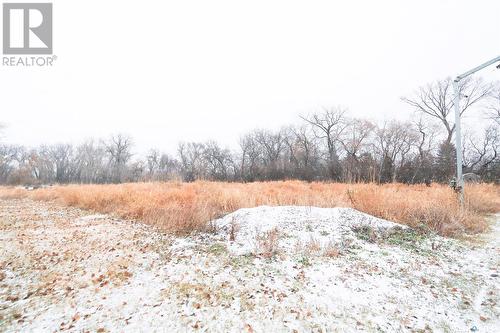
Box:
[456,56,500,81]
[452,56,500,207]
[453,80,464,205]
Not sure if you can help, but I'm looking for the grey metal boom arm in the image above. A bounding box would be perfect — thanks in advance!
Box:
[453,55,500,205]
[455,56,500,81]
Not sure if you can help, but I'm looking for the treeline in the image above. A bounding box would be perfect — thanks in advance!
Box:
[1,77,499,185]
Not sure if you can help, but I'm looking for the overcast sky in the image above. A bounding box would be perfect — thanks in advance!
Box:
[1,0,499,155]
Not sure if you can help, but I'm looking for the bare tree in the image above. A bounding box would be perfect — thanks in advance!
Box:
[0,144,18,183]
[25,147,53,184]
[128,160,145,182]
[402,77,493,145]
[73,140,107,183]
[301,107,348,180]
[340,119,375,182]
[8,146,30,183]
[162,153,180,180]
[146,149,161,177]
[203,141,235,181]
[254,129,286,180]
[239,133,262,181]
[486,90,500,126]
[48,144,73,183]
[406,118,439,183]
[104,134,133,183]
[145,149,180,181]
[374,120,416,183]
[463,125,499,175]
[283,125,321,180]
[178,142,205,182]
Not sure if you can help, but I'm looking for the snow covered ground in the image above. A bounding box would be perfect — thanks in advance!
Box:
[0,199,498,332]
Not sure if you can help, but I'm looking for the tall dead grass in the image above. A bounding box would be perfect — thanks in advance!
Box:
[346,183,499,236]
[0,181,498,236]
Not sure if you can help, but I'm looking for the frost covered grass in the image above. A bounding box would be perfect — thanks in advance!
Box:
[0,181,498,236]
[1,199,499,332]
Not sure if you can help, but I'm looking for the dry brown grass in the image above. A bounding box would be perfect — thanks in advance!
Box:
[255,228,281,258]
[0,181,498,236]
[323,242,341,258]
[346,183,500,236]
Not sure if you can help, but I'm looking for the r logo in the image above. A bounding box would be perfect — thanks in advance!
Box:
[3,3,52,54]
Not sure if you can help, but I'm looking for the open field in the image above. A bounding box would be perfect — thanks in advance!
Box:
[0,182,499,237]
[1,183,499,331]
[0,198,499,332]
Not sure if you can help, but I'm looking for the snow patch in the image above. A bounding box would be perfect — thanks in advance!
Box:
[214,206,406,255]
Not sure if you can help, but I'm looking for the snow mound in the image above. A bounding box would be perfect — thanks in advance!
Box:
[215,206,407,256]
